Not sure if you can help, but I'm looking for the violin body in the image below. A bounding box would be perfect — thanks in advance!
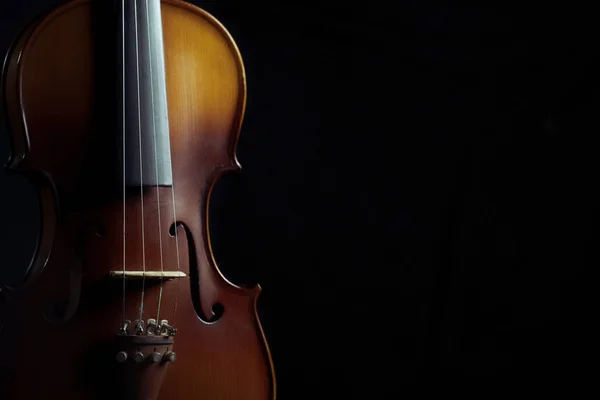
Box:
[0,0,275,399]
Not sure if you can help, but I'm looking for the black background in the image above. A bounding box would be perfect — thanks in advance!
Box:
[0,0,595,397]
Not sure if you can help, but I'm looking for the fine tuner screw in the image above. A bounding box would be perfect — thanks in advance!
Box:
[147,319,158,335]
[116,351,128,363]
[133,351,145,363]
[150,352,162,363]
[164,351,176,363]
[119,320,131,336]
[159,320,177,336]
[134,320,145,336]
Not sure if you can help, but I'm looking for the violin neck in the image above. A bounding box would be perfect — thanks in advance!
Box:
[118,0,173,188]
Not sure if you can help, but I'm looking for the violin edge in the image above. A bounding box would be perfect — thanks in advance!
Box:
[165,0,248,167]
[164,2,277,396]
[1,10,38,171]
[0,9,59,294]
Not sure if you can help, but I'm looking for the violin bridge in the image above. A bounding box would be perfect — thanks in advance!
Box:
[108,271,187,280]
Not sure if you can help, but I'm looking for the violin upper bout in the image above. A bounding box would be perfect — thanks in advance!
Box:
[2,0,94,181]
[1,13,40,172]
[162,0,247,177]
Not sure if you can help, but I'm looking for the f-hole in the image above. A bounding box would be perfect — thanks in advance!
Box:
[169,222,224,323]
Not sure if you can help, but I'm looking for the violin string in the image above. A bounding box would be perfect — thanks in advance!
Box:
[145,0,166,324]
[170,171,181,328]
[164,3,182,328]
[147,0,182,328]
[133,0,148,326]
[121,0,127,329]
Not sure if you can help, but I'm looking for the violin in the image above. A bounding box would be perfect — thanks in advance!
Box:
[0,0,275,398]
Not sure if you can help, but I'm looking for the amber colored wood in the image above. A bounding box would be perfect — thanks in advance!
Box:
[0,0,276,399]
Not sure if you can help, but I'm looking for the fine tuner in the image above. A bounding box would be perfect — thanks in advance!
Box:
[119,319,177,336]
[116,319,177,365]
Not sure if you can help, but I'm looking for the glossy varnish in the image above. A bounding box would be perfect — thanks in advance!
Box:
[0,0,275,398]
